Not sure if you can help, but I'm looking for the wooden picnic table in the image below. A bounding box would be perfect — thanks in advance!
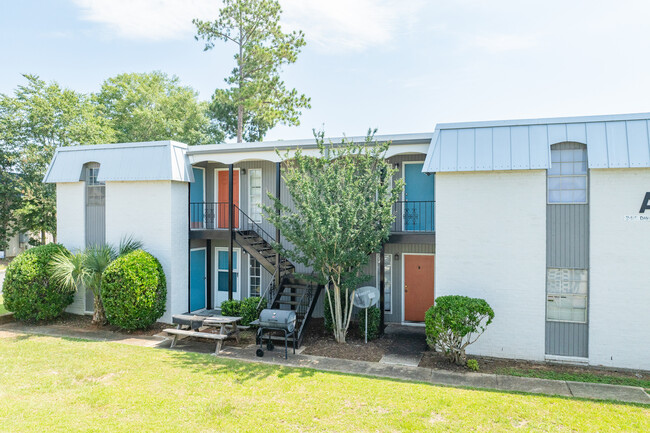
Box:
[166,314,244,354]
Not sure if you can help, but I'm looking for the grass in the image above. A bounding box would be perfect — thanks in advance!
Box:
[498,367,650,392]
[0,295,7,315]
[0,336,648,432]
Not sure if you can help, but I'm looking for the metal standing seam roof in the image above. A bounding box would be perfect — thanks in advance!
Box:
[423,112,650,173]
[43,141,194,183]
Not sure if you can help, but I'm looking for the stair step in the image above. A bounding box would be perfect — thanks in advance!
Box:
[282,284,308,289]
[278,291,304,297]
[275,300,302,306]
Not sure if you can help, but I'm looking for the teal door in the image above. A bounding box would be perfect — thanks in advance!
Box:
[190,249,206,312]
[190,167,204,228]
[404,163,434,231]
[216,249,239,307]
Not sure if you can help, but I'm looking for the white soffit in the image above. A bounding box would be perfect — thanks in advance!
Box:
[43,141,193,183]
[187,133,433,164]
[423,113,650,173]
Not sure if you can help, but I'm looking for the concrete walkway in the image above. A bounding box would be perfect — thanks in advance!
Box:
[1,321,649,405]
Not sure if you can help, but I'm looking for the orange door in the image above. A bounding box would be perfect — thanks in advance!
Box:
[217,170,240,228]
[404,255,435,322]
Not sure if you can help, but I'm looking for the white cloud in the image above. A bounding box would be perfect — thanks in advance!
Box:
[72,0,218,41]
[71,0,425,50]
[281,0,425,52]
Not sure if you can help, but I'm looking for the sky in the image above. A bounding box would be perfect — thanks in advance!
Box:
[2,0,650,142]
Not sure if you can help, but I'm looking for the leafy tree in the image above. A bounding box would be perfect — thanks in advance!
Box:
[194,0,310,142]
[96,71,222,145]
[264,131,402,343]
[50,236,143,325]
[0,74,115,244]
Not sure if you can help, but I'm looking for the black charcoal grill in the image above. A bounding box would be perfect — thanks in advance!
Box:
[252,309,297,359]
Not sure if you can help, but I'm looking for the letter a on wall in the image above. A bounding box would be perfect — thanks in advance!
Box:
[640,192,650,213]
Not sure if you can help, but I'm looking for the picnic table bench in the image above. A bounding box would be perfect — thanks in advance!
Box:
[164,314,245,354]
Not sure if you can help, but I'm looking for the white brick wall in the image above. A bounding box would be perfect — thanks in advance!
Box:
[435,170,547,361]
[589,169,650,370]
[104,180,188,323]
[57,182,87,315]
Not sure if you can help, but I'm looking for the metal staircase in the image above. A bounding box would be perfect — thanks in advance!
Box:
[267,275,323,347]
[233,206,322,347]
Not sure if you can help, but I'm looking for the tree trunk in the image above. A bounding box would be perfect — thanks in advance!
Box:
[237,104,244,143]
[41,230,46,245]
[237,25,244,143]
[92,295,107,325]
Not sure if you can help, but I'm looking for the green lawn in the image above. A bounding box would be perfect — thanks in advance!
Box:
[0,295,7,315]
[498,367,650,391]
[0,336,648,432]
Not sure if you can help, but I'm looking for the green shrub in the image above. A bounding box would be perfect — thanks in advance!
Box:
[425,295,495,365]
[357,305,380,340]
[3,244,74,321]
[102,250,166,330]
[467,359,479,372]
[221,298,267,326]
[220,299,241,317]
[241,297,266,326]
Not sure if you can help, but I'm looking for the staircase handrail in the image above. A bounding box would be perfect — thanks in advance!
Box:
[258,268,278,310]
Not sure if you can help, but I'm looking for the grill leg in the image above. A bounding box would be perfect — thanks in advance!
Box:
[284,330,288,359]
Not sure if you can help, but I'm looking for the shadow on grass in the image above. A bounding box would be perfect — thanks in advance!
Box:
[164,349,318,383]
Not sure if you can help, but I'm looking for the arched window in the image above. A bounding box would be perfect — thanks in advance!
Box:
[547,143,587,204]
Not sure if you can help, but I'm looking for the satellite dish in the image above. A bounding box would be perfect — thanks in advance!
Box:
[354,286,380,344]
[354,286,380,309]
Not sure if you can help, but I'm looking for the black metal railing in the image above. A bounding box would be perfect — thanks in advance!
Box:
[234,204,278,247]
[189,201,230,229]
[391,200,435,232]
[191,200,435,233]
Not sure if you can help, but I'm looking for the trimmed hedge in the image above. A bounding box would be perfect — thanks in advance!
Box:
[102,250,166,330]
[3,244,74,321]
[357,305,380,340]
[425,295,494,365]
[220,297,266,326]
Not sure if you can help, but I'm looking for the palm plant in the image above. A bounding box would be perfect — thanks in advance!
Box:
[50,236,143,325]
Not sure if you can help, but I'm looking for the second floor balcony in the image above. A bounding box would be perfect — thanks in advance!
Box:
[190,200,435,235]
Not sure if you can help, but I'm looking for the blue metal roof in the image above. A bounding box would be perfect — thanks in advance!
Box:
[423,113,650,173]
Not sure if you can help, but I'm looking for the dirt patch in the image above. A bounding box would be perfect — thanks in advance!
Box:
[31,313,171,337]
[419,350,650,383]
[301,319,402,362]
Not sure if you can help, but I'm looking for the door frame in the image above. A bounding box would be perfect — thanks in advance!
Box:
[214,167,241,227]
[401,161,427,231]
[401,252,435,325]
[189,247,207,313]
[214,246,242,304]
[191,166,206,228]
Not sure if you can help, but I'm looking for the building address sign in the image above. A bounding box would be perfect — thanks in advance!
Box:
[624,192,650,221]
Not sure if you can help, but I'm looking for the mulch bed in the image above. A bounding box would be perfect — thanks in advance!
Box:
[301,319,397,362]
[302,320,649,384]
[420,351,649,382]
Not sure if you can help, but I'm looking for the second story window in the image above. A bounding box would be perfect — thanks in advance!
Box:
[548,144,587,204]
[249,168,262,223]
